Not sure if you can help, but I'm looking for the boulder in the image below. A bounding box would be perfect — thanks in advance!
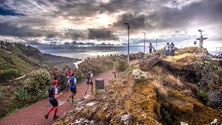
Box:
[207,89,222,107]
[132,69,148,83]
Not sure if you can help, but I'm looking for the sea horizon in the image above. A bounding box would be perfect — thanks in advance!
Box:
[38,45,221,60]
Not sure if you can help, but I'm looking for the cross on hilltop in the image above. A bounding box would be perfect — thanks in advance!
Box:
[196,29,207,48]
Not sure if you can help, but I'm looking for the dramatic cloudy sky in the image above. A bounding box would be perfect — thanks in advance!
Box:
[0,0,222,49]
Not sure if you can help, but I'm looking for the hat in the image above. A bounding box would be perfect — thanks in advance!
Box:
[53,80,58,85]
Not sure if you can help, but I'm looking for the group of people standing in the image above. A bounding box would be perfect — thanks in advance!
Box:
[44,68,93,120]
[148,42,175,56]
[165,42,175,56]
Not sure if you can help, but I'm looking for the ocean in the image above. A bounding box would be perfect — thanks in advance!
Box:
[39,46,147,60]
[38,45,222,60]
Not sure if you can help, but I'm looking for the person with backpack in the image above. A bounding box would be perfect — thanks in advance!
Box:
[67,73,77,103]
[65,68,73,91]
[84,69,93,95]
[44,80,62,120]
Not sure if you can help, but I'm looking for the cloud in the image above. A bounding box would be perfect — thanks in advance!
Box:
[0,0,222,43]
[0,6,25,16]
[88,28,118,40]
[112,13,147,33]
[149,0,222,30]
[0,22,41,37]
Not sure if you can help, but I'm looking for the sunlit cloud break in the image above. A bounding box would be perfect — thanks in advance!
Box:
[0,0,221,50]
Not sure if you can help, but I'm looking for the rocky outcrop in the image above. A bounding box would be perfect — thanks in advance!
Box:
[132,69,148,83]
[55,47,222,125]
[140,50,222,107]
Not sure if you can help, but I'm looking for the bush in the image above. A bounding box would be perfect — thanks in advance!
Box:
[197,90,207,101]
[0,68,20,81]
[160,106,173,125]
[217,69,222,77]
[0,90,2,99]
[14,87,30,102]
[114,59,128,72]
[25,69,51,95]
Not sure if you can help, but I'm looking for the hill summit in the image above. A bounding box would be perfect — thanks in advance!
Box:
[55,47,222,125]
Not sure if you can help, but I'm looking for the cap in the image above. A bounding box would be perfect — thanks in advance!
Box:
[53,80,58,85]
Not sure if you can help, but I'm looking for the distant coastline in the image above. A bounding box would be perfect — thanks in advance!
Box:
[35,44,222,60]
[38,46,127,59]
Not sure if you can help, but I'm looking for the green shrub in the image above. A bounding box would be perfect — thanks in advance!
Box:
[2,56,14,64]
[25,69,51,95]
[114,59,128,72]
[0,68,20,81]
[14,88,30,102]
[0,90,2,99]
[217,69,222,77]
[161,106,173,125]
[197,90,207,101]
[156,48,165,54]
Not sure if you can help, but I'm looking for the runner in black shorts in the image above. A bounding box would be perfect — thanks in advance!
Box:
[45,80,62,120]
[68,73,77,103]
[85,69,93,95]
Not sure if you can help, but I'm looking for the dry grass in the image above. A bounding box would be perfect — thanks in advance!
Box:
[164,74,184,88]
[164,53,193,62]
[152,80,168,97]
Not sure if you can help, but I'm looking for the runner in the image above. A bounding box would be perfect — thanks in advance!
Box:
[44,80,62,120]
[84,69,93,95]
[67,73,77,103]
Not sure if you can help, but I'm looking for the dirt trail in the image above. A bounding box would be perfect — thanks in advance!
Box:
[0,70,115,125]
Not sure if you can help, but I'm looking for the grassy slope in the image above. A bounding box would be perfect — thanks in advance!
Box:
[0,42,80,82]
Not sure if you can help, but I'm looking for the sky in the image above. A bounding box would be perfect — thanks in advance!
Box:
[0,0,222,51]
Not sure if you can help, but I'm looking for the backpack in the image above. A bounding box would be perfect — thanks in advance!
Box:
[69,77,76,88]
[69,77,75,86]
[48,86,54,97]
[86,72,91,79]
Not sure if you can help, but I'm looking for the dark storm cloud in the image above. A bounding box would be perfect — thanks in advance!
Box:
[0,7,25,16]
[88,28,118,40]
[50,0,101,18]
[100,0,158,14]
[46,34,58,38]
[112,0,222,32]
[112,13,148,33]
[0,22,41,37]
[0,22,59,37]
[152,0,222,29]
[63,30,87,40]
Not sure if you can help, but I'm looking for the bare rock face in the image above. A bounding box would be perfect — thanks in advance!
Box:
[207,89,222,107]
[132,69,148,83]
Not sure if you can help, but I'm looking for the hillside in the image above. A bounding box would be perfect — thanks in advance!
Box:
[0,41,80,82]
[55,47,222,125]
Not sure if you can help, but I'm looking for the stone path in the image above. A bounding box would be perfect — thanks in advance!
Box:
[0,70,115,125]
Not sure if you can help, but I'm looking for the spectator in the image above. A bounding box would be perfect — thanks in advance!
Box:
[165,42,170,56]
[170,42,175,56]
[149,43,153,53]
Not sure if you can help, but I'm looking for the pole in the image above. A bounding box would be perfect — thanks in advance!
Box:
[127,25,130,64]
[143,32,146,53]
[124,23,130,64]
[156,39,157,51]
